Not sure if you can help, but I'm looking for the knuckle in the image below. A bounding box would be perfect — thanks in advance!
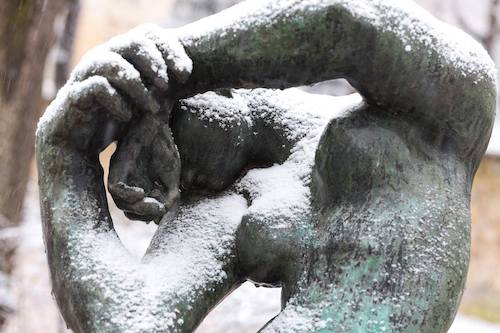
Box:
[73,50,140,84]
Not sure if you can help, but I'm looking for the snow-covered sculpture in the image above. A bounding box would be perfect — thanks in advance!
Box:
[36,0,496,332]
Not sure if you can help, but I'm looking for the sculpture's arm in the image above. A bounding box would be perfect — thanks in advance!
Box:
[35,27,245,332]
[174,0,496,163]
[36,131,245,333]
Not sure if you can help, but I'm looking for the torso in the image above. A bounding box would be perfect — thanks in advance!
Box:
[173,88,471,293]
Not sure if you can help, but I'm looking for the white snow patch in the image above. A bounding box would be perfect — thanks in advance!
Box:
[181,91,253,129]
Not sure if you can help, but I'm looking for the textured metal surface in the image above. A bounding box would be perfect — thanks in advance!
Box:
[36,1,496,332]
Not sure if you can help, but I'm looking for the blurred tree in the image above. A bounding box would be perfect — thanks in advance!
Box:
[55,0,81,90]
[0,0,79,328]
[0,0,79,226]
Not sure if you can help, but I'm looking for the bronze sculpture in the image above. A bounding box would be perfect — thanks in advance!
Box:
[36,0,497,332]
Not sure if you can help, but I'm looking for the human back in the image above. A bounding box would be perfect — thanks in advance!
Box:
[307,100,473,332]
[35,0,497,331]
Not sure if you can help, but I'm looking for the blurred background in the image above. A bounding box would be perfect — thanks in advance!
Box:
[1,0,500,332]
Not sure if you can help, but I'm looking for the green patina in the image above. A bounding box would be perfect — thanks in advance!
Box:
[36,1,495,332]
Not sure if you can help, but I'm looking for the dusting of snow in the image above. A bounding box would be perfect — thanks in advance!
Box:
[234,90,362,234]
[37,76,116,135]
[37,24,193,137]
[38,86,362,331]
[54,180,249,331]
[70,49,142,84]
[363,0,496,82]
[34,0,499,330]
[178,0,496,84]
[69,23,192,86]
[12,182,500,332]
[106,26,170,86]
[263,302,319,332]
[177,89,361,245]
[37,83,71,135]
[181,89,362,234]
[128,24,194,82]
[180,91,253,129]
[144,194,247,293]
[142,197,164,209]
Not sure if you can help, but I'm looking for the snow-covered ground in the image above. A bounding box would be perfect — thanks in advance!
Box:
[4,182,500,333]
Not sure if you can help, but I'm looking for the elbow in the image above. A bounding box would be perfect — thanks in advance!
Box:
[450,61,497,172]
[468,60,497,133]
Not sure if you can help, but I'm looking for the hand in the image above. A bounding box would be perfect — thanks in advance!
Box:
[109,112,181,223]
[39,24,192,222]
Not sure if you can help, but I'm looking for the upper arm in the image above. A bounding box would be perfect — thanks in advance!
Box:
[176,0,496,163]
[345,2,497,163]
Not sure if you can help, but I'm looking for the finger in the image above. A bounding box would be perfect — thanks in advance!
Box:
[70,50,160,114]
[151,124,181,207]
[140,25,193,84]
[162,35,193,84]
[108,114,160,215]
[41,77,131,150]
[111,186,165,222]
[165,189,180,210]
[107,34,169,92]
[108,182,145,204]
[124,212,158,223]
[108,113,159,186]
[124,197,166,220]
[149,187,180,211]
[108,157,150,209]
[67,76,132,122]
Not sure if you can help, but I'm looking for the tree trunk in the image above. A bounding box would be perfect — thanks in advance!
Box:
[0,0,79,329]
[55,0,81,90]
[0,0,73,225]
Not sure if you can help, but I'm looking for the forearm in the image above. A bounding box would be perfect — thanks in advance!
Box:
[175,0,496,137]
[36,138,139,332]
[36,106,221,332]
[143,193,247,332]
[36,134,238,333]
